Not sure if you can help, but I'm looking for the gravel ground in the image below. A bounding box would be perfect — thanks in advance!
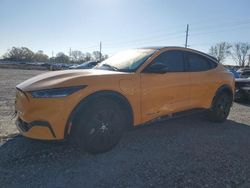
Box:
[0,68,250,188]
[0,68,46,141]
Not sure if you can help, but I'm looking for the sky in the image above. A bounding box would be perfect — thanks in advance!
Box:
[0,0,250,64]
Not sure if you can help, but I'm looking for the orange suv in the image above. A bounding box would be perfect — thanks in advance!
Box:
[15,47,234,153]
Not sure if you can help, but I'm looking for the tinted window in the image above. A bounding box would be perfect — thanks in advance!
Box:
[187,52,216,72]
[148,51,185,72]
[209,60,218,68]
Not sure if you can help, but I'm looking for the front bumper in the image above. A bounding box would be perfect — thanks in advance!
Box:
[15,88,83,140]
[16,118,56,140]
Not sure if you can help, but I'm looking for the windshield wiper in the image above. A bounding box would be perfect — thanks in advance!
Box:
[101,64,120,71]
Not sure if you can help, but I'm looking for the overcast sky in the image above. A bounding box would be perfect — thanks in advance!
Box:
[0,0,250,64]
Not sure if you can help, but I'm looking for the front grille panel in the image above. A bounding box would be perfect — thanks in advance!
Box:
[16,118,32,132]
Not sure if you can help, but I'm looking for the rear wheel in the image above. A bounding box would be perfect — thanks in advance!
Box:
[71,98,126,154]
[208,92,232,122]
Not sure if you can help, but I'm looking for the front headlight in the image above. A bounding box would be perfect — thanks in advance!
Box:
[30,85,87,98]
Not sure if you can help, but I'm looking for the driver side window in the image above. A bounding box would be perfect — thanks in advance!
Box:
[144,50,185,73]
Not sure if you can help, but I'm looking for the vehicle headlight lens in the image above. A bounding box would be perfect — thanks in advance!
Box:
[30,85,87,98]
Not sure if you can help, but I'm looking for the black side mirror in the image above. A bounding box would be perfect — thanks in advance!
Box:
[143,62,169,74]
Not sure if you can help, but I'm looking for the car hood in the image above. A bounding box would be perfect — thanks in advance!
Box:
[16,69,131,91]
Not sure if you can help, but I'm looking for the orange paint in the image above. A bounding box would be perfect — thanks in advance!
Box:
[15,47,234,140]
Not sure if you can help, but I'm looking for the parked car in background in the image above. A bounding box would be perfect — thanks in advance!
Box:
[228,68,240,78]
[237,68,250,78]
[69,61,99,69]
[235,78,250,102]
[50,63,72,70]
[15,47,234,154]
[227,68,250,102]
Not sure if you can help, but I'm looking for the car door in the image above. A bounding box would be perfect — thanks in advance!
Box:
[185,51,218,108]
[140,50,191,123]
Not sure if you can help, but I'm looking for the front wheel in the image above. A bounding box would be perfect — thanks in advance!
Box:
[208,92,232,122]
[71,98,126,154]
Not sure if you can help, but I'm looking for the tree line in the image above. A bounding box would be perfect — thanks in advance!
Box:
[1,47,109,64]
[209,42,250,67]
[1,43,250,66]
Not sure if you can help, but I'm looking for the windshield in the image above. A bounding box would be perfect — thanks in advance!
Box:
[95,49,156,72]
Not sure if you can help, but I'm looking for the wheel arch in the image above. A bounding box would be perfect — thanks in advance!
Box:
[211,84,234,107]
[64,90,134,139]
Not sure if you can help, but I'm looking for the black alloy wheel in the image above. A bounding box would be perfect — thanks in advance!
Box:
[71,98,126,154]
[208,92,232,122]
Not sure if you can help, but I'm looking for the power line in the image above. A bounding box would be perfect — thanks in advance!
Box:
[191,19,250,31]
[81,45,100,51]
[104,23,250,50]
[190,25,250,37]
[104,30,185,47]
[104,33,185,50]
[103,19,250,49]
[80,19,250,54]
[105,19,250,48]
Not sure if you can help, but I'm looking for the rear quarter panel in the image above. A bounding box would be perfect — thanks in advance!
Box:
[204,64,234,108]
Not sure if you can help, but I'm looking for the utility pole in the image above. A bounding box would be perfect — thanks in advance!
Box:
[185,24,189,48]
[69,48,72,58]
[99,41,102,61]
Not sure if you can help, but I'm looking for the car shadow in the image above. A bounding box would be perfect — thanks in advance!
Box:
[1,114,250,187]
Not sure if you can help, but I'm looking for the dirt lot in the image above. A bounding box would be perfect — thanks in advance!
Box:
[0,68,250,188]
[0,68,46,140]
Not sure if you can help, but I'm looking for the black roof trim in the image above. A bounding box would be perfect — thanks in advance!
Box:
[138,46,218,62]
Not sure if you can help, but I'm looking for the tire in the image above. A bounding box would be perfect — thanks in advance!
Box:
[208,92,232,122]
[71,98,126,154]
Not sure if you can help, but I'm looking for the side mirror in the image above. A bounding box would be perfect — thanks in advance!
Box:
[143,62,169,74]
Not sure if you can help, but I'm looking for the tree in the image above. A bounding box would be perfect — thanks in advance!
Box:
[1,47,110,64]
[91,51,109,61]
[230,42,250,67]
[3,47,34,62]
[103,54,109,60]
[54,52,70,64]
[85,52,92,61]
[71,50,85,62]
[33,50,49,62]
[92,51,101,61]
[208,42,231,64]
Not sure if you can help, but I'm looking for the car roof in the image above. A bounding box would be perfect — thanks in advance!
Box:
[139,46,218,62]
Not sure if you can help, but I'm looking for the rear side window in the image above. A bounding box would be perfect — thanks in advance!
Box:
[186,52,217,72]
[151,50,185,72]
